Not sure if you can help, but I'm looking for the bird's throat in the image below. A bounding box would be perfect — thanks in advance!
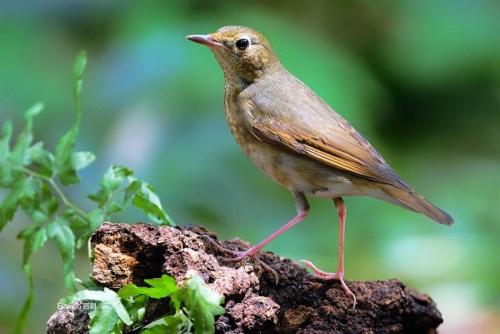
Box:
[224,75,251,94]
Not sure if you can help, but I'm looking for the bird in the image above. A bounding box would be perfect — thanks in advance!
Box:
[186,26,453,305]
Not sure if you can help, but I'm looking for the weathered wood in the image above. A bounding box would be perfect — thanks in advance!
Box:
[47,223,442,333]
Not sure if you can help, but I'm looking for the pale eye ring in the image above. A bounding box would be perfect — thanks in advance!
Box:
[235,38,250,50]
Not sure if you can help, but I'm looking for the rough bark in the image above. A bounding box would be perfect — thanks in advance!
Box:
[47,222,443,333]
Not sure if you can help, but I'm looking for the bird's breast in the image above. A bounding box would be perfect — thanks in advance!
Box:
[224,88,288,184]
[224,88,257,152]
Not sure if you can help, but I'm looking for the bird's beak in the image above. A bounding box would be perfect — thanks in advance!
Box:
[185,34,224,49]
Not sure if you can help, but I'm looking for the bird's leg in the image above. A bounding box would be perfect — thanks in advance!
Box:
[205,192,310,262]
[228,208,309,261]
[300,197,356,307]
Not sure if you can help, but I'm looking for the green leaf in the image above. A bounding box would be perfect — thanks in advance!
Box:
[181,271,224,334]
[133,182,174,226]
[140,324,171,334]
[25,102,44,118]
[72,151,95,171]
[118,274,178,299]
[89,301,120,334]
[0,121,12,163]
[14,224,48,334]
[9,103,43,165]
[141,311,191,334]
[28,142,55,177]
[0,121,14,186]
[63,208,88,230]
[54,125,80,185]
[0,177,36,231]
[87,208,104,231]
[12,264,34,334]
[89,165,133,206]
[0,164,16,187]
[105,201,123,215]
[55,151,95,185]
[143,275,178,297]
[55,51,88,185]
[123,294,147,324]
[73,50,87,102]
[47,218,77,291]
[20,181,59,225]
[63,288,132,326]
[110,165,134,179]
[18,225,48,269]
[88,166,175,228]
[76,208,104,248]
[123,179,141,206]
[164,314,188,333]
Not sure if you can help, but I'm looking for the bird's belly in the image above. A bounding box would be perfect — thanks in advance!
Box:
[246,143,365,198]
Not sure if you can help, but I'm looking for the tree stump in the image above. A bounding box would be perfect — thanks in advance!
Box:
[47,223,443,333]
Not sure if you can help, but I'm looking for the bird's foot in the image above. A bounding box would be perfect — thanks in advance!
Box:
[201,234,253,260]
[201,235,279,284]
[299,259,357,308]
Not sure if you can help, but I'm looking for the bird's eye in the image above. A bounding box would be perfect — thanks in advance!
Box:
[235,38,250,50]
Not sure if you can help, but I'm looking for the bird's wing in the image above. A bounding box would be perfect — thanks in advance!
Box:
[239,75,411,191]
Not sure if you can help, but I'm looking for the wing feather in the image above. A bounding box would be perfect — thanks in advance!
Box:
[240,73,412,191]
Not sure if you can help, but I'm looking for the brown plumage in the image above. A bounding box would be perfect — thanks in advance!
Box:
[187,26,453,305]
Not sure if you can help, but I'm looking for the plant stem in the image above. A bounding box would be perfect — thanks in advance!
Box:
[16,165,88,219]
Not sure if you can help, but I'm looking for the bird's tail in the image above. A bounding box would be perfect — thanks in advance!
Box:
[381,186,454,225]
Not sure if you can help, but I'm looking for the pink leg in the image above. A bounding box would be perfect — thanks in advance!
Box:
[228,208,309,261]
[335,197,346,276]
[300,197,357,307]
[207,192,310,262]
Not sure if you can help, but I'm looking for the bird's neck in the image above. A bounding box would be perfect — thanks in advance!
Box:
[223,62,282,94]
[223,74,251,94]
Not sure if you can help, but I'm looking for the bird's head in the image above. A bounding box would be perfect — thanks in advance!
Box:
[186,26,280,85]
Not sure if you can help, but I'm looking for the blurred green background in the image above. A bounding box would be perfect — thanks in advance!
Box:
[1,0,499,332]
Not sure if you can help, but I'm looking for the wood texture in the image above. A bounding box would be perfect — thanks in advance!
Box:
[47,223,443,333]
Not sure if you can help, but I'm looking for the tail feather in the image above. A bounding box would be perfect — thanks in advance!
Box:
[382,186,454,225]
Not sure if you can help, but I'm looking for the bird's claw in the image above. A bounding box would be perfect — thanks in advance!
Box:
[298,259,357,309]
[201,234,279,285]
[201,234,240,255]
